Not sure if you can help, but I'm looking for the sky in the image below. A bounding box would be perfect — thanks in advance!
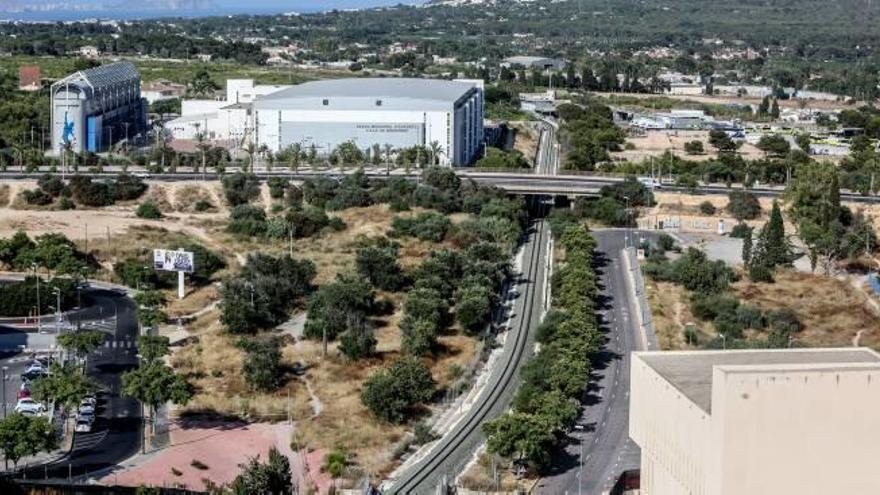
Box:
[1,1,427,20]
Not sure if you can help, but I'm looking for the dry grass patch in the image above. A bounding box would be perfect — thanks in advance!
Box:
[288,338,407,477]
[0,184,10,207]
[459,451,533,493]
[645,280,714,350]
[172,314,311,422]
[139,184,174,212]
[165,284,220,318]
[733,270,880,349]
[174,185,217,213]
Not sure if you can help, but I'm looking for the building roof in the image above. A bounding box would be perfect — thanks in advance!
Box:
[637,348,880,413]
[503,56,563,66]
[258,78,476,103]
[54,61,140,92]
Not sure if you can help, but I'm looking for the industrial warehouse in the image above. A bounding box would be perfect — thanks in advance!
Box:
[50,61,147,155]
[167,77,485,167]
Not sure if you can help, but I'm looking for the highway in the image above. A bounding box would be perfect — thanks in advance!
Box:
[538,230,651,495]
[386,210,551,494]
[1,168,879,202]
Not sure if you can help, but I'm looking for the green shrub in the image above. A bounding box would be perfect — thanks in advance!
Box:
[57,197,76,210]
[730,223,752,238]
[37,174,65,197]
[227,204,267,236]
[391,211,451,242]
[691,292,740,321]
[22,188,53,205]
[766,308,803,333]
[699,201,716,215]
[222,172,261,206]
[194,199,213,212]
[267,177,289,199]
[136,201,164,219]
[361,356,436,423]
[748,262,774,283]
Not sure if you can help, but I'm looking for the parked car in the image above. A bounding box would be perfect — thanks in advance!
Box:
[81,395,97,407]
[78,401,95,415]
[16,383,31,400]
[76,410,95,424]
[14,398,46,415]
[75,419,92,433]
[24,362,46,375]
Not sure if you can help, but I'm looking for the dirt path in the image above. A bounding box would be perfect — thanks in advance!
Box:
[849,275,880,347]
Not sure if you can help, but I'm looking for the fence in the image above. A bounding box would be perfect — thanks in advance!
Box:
[623,247,658,351]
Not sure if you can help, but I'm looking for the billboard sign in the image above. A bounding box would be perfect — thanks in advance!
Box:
[153,249,195,273]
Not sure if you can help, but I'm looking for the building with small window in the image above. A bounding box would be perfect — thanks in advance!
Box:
[50,61,146,154]
[253,78,485,166]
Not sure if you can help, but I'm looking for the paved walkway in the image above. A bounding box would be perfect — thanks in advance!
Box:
[100,420,332,492]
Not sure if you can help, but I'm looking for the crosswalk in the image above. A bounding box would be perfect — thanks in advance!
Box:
[72,428,108,451]
[101,339,136,349]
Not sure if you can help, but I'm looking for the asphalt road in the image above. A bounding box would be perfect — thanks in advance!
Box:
[537,229,651,495]
[14,288,142,481]
[3,168,880,202]
[386,214,551,494]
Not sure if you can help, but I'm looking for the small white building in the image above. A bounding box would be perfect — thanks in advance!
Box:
[164,79,291,144]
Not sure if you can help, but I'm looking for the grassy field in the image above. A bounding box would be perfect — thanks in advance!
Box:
[0,55,364,87]
[647,267,880,351]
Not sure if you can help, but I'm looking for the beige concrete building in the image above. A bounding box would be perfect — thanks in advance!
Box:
[629,348,880,495]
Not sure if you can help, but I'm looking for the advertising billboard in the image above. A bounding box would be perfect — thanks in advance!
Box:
[153,249,195,273]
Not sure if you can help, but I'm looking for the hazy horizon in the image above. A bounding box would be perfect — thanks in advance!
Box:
[0,0,426,21]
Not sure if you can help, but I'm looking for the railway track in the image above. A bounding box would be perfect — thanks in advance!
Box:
[387,206,548,494]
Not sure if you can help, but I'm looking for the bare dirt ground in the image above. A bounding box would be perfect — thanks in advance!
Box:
[594,91,856,111]
[614,129,765,163]
[734,270,880,350]
[510,122,539,163]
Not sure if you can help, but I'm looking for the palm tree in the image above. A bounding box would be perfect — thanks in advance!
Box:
[429,140,444,166]
[258,143,270,171]
[383,143,394,176]
[290,142,302,174]
[243,142,257,173]
[195,131,209,175]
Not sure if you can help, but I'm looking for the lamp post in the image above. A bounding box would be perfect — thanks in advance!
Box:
[2,366,8,418]
[52,288,61,335]
[32,263,41,333]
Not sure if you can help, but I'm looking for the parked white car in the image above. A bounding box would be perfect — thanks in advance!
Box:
[75,419,92,433]
[14,398,46,415]
[78,401,95,415]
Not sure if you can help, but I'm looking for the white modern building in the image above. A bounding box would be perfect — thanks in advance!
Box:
[630,348,880,495]
[253,78,485,166]
[165,79,291,145]
[51,61,146,154]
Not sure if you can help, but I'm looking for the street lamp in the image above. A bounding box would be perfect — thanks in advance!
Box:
[31,263,40,333]
[2,366,8,418]
[52,288,61,335]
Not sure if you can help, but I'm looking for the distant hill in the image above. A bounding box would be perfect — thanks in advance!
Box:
[0,0,215,13]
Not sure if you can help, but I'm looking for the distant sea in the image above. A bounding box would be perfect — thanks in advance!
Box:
[1,1,425,21]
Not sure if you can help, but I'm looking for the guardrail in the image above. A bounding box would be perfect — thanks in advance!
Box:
[622,246,658,351]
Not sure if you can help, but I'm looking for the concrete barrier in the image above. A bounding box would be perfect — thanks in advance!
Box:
[622,247,658,351]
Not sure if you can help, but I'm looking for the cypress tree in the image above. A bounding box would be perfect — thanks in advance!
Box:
[754,200,791,269]
[742,226,753,265]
